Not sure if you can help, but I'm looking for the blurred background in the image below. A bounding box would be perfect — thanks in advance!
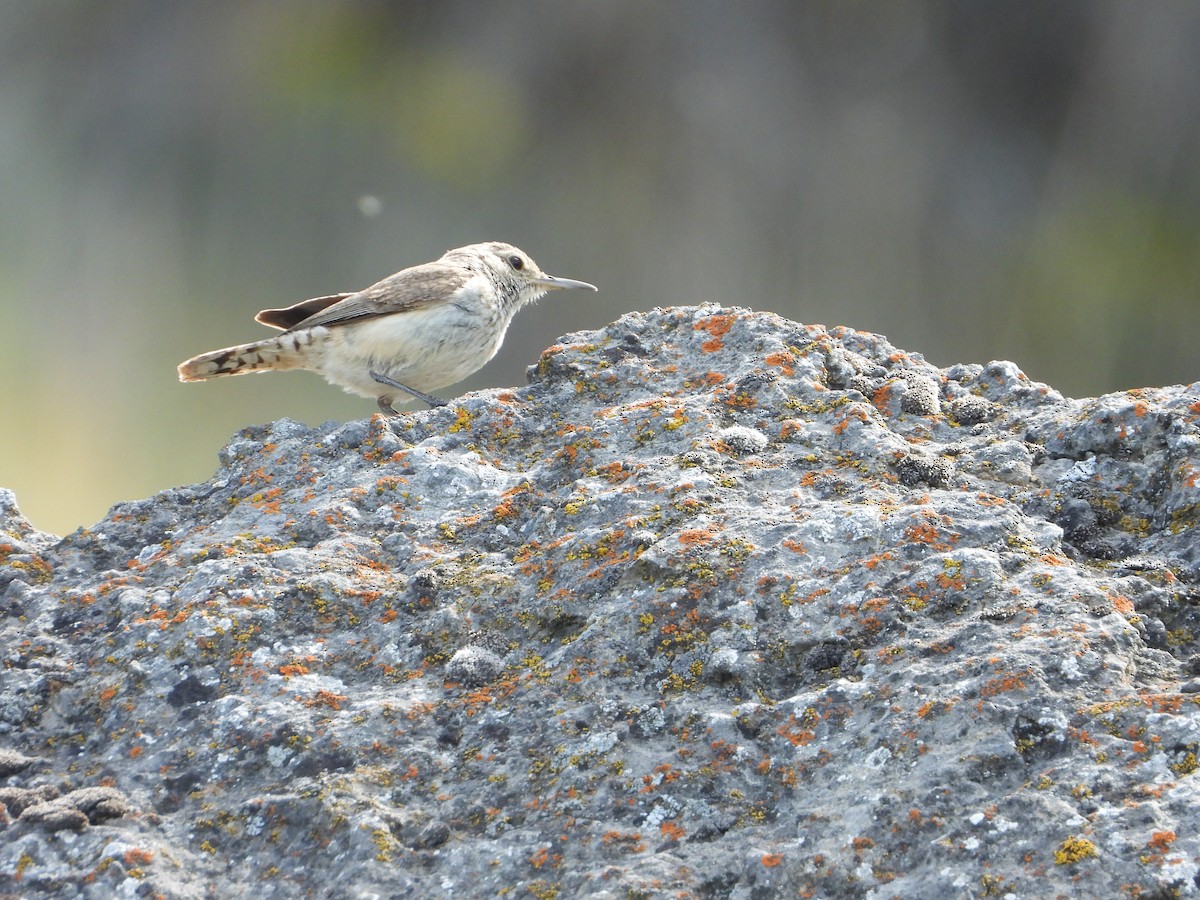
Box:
[2,1,1199,536]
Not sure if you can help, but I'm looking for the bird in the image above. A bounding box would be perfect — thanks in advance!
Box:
[177,242,597,414]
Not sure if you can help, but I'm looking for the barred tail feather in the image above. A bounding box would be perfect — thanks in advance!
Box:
[177,333,313,382]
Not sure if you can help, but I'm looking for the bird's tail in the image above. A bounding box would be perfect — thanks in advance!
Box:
[177,332,314,382]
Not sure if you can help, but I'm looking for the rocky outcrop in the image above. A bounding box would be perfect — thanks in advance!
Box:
[2,305,1200,897]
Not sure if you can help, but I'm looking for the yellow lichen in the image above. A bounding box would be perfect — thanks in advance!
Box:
[447,408,473,433]
[1171,752,1198,776]
[371,828,396,862]
[1054,836,1098,865]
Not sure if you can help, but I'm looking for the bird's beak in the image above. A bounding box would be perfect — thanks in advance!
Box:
[535,275,598,292]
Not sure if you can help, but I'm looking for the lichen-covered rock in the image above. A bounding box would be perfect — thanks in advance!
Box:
[18,801,89,833]
[59,786,131,825]
[0,785,57,819]
[2,305,1200,897]
[8,785,131,836]
[0,748,37,778]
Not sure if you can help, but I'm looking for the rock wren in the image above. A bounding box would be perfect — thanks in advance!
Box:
[177,242,596,414]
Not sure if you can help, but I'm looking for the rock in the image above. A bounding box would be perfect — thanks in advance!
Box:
[60,786,132,825]
[8,785,132,834]
[1,305,1199,897]
[19,801,89,833]
[0,785,57,818]
[0,748,37,777]
[716,425,768,456]
[445,645,506,686]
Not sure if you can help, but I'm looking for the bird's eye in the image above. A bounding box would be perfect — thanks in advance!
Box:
[508,255,524,271]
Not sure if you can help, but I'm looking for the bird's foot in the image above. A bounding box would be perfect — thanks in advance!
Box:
[371,371,448,410]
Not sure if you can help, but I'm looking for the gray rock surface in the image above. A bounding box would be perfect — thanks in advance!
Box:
[3,304,1200,898]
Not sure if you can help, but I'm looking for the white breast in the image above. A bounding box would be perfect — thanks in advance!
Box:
[307,278,516,400]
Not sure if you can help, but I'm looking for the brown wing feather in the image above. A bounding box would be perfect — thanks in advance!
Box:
[255,294,353,330]
[276,264,471,333]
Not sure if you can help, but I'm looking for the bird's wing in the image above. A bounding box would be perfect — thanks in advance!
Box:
[275,264,471,333]
[255,294,353,330]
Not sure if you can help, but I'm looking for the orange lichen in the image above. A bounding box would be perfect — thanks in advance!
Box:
[764,352,795,376]
[863,552,893,570]
[776,715,816,747]
[980,673,1027,698]
[832,412,863,435]
[1109,593,1134,614]
[124,848,154,866]
[694,313,737,352]
[602,831,645,853]
[304,690,347,710]
[1147,831,1176,854]
[659,820,686,841]
[907,523,941,544]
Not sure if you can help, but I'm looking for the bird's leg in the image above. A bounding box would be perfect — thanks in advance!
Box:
[370,370,448,409]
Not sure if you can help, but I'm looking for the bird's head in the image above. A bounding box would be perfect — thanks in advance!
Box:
[444,242,597,308]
